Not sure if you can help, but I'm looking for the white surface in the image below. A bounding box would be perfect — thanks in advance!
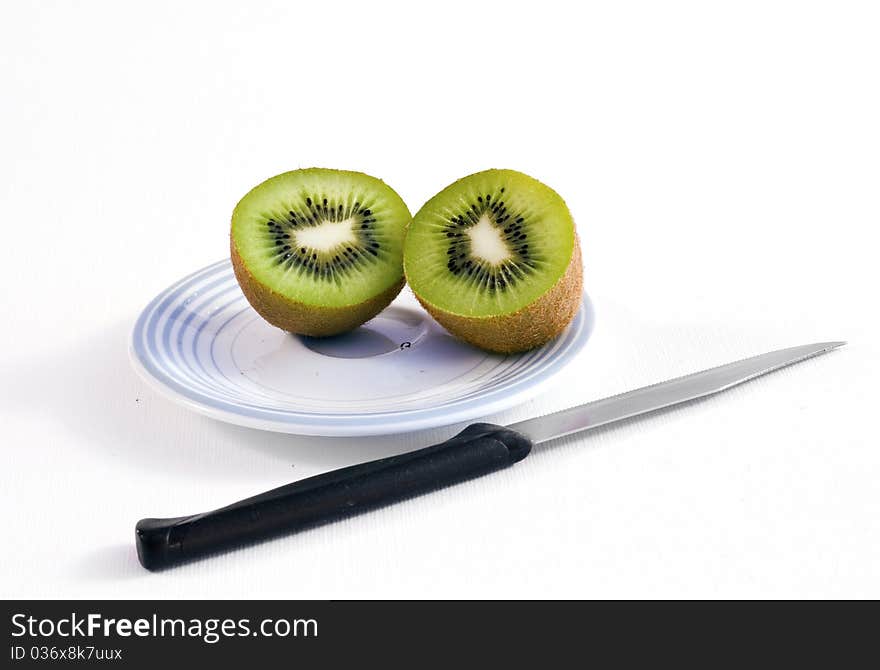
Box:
[1,1,878,599]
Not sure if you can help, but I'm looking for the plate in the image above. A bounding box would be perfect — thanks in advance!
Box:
[130,260,595,436]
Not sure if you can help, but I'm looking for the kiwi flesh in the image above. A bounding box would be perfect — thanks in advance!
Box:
[231,168,410,336]
[403,169,582,353]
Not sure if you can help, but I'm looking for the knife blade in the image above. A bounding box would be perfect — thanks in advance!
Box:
[509,341,846,444]
[135,341,844,570]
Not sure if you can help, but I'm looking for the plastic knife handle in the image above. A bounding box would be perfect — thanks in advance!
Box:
[135,423,532,570]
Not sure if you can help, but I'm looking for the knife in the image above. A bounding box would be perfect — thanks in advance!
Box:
[136,341,844,570]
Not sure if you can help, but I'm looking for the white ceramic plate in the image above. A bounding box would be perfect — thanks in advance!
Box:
[130,260,594,436]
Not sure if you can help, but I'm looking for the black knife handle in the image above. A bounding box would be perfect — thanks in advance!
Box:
[135,423,532,570]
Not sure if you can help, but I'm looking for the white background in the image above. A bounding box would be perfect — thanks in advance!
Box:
[2,1,878,599]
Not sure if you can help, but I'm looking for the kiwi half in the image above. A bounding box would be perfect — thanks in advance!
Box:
[403,169,582,353]
[231,169,410,336]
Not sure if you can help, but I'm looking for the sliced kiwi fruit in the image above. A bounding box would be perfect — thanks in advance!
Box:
[231,168,411,336]
[403,169,582,353]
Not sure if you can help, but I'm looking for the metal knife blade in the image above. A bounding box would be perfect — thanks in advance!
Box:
[507,341,845,445]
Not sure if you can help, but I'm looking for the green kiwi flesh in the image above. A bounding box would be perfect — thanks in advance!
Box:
[403,169,582,353]
[231,168,410,336]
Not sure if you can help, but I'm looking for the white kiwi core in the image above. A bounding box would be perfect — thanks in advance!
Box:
[294,218,358,252]
[466,214,511,265]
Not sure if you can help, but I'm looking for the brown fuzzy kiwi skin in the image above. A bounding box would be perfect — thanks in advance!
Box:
[231,240,404,337]
[414,237,583,354]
